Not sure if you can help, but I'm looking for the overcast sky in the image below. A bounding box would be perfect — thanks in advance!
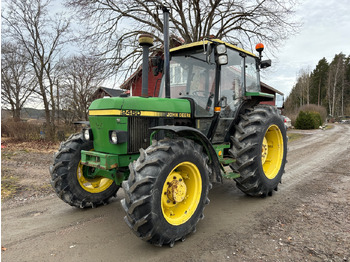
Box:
[7,0,350,109]
[261,0,350,99]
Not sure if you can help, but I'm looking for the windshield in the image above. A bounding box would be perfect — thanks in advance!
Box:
[159,45,259,118]
[159,49,216,117]
[245,56,260,92]
[219,49,260,117]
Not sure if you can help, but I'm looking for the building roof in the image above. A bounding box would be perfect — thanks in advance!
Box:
[92,87,124,98]
[120,66,143,90]
[100,87,124,97]
[261,81,284,96]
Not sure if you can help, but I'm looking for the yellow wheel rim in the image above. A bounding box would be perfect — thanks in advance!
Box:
[261,125,284,179]
[161,162,202,226]
[77,161,114,193]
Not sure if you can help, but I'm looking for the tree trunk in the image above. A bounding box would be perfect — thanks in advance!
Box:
[327,73,332,116]
[318,78,321,106]
[341,74,344,116]
[13,108,21,122]
[332,62,340,117]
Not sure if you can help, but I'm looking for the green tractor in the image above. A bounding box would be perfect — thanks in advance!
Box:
[50,8,287,247]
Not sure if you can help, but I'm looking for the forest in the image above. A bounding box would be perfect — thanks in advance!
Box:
[284,53,350,121]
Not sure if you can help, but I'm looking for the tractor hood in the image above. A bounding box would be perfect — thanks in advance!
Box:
[89,96,192,118]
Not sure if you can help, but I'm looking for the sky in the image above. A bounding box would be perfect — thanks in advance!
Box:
[3,0,350,109]
[261,0,350,99]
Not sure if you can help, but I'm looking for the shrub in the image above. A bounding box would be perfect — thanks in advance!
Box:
[295,111,313,129]
[311,112,322,127]
[295,111,322,129]
[299,104,327,124]
[1,119,42,140]
[284,104,327,127]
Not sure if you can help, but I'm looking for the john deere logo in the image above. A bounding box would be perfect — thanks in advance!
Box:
[95,122,103,129]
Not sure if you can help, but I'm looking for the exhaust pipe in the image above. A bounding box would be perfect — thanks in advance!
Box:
[162,6,170,98]
[138,34,154,97]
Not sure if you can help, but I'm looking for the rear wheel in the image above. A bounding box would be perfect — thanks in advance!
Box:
[50,133,119,208]
[121,138,211,247]
[229,105,287,197]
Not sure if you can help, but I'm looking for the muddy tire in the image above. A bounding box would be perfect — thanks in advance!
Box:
[50,133,119,208]
[229,105,287,197]
[121,138,211,247]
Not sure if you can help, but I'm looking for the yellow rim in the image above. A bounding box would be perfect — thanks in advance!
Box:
[77,161,114,193]
[161,162,202,226]
[261,125,284,179]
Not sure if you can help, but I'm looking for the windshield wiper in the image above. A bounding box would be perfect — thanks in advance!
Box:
[185,55,208,64]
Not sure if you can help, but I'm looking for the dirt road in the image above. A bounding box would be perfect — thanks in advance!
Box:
[2,124,350,261]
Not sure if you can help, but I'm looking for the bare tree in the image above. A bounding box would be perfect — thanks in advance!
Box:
[60,55,107,120]
[2,0,71,138]
[1,42,37,121]
[66,0,299,81]
[298,68,311,105]
[327,54,345,116]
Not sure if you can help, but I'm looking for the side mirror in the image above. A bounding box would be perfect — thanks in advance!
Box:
[204,42,212,64]
[260,59,271,69]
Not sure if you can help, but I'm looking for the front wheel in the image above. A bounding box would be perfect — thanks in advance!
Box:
[229,105,287,197]
[50,133,119,208]
[121,138,211,247]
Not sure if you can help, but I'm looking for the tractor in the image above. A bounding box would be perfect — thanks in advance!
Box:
[50,6,287,247]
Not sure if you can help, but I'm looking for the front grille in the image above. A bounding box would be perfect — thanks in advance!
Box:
[127,117,191,153]
[128,117,151,153]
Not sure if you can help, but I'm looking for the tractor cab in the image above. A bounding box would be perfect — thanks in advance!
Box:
[159,39,271,142]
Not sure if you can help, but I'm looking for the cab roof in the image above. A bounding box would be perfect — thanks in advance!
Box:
[170,39,257,58]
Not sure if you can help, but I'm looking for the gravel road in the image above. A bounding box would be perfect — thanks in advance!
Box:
[1,124,350,262]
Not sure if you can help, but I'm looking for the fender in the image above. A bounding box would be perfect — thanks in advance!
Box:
[150,125,222,183]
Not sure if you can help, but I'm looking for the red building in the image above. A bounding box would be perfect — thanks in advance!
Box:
[120,63,162,97]
[260,82,284,107]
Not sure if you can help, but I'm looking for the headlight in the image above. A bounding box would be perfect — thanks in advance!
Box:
[83,128,93,141]
[110,131,118,144]
[216,44,227,55]
[218,54,228,65]
[109,130,128,144]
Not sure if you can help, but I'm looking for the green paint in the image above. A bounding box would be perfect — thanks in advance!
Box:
[212,143,231,162]
[81,150,139,185]
[81,150,120,170]
[89,96,191,113]
[81,150,139,169]
[91,168,115,181]
[117,154,140,167]
[245,92,274,98]
[222,172,240,179]
[221,158,235,165]
[212,144,239,179]
[89,116,128,154]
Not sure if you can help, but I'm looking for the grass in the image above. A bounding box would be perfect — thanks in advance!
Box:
[287,132,306,142]
[1,169,21,200]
